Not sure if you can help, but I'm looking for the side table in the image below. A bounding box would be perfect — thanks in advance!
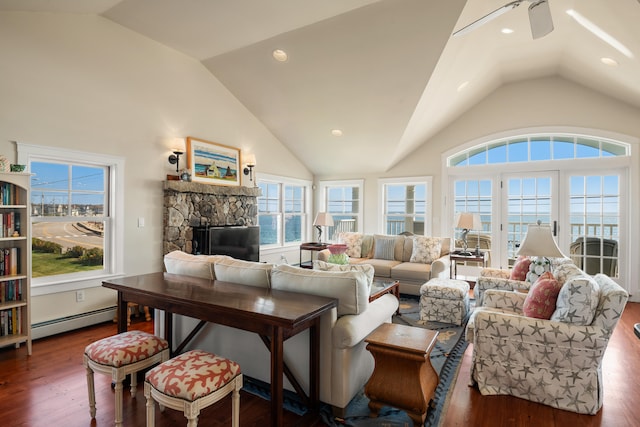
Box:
[364,322,439,426]
[299,242,327,269]
[450,251,486,288]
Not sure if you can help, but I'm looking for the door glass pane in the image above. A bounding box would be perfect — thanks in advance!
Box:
[506,176,553,263]
[569,174,619,277]
[453,179,492,263]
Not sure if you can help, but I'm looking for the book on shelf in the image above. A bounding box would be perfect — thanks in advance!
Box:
[0,182,20,206]
[0,247,19,276]
[0,307,21,336]
[0,211,20,238]
[1,279,23,303]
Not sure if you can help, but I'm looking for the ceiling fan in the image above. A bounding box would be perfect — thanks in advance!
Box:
[453,0,554,39]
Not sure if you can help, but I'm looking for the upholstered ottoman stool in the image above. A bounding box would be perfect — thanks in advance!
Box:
[419,278,470,325]
[84,330,170,427]
[144,349,243,427]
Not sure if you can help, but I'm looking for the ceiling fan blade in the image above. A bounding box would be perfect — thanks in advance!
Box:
[529,0,554,39]
[453,1,523,37]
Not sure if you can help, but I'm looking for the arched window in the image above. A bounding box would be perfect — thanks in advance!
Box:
[448,135,629,167]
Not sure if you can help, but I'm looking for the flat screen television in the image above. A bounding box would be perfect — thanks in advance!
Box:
[192,225,260,262]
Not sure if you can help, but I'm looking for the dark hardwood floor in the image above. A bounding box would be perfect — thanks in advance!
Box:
[1,302,639,426]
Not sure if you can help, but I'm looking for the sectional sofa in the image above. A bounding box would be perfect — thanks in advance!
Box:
[318,232,451,295]
[160,250,399,414]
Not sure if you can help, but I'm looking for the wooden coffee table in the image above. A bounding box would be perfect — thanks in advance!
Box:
[364,322,439,426]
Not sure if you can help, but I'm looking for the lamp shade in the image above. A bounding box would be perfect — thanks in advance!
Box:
[517,222,565,258]
[244,153,256,167]
[454,212,482,230]
[313,212,334,227]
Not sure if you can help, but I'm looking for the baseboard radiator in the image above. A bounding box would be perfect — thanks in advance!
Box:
[32,307,117,340]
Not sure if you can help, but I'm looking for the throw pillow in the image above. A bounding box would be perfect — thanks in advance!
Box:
[338,232,363,258]
[510,256,531,281]
[409,236,443,264]
[522,272,562,319]
[313,260,375,286]
[550,275,600,325]
[373,237,396,260]
[553,262,583,286]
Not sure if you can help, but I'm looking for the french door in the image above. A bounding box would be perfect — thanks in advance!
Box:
[501,171,559,266]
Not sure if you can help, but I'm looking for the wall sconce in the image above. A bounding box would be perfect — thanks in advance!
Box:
[168,150,183,173]
[243,153,256,186]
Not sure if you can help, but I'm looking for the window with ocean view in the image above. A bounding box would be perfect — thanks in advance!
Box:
[257,175,311,249]
[318,180,363,241]
[379,178,431,236]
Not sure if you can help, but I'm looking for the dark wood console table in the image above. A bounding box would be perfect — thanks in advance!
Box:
[103,272,337,427]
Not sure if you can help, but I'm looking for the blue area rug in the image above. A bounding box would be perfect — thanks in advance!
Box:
[243,295,472,426]
[319,296,471,426]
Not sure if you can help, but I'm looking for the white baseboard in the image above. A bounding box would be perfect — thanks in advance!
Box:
[32,307,117,340]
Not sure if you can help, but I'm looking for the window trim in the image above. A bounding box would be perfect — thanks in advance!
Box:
[378,176,432,236]
[257,172,312,253]
[17,143,125,296]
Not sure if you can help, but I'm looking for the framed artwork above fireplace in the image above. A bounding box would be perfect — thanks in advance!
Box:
[186,136,241,186]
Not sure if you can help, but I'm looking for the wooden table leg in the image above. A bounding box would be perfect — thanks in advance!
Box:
[116,292,127,333]
[270,327,284,427]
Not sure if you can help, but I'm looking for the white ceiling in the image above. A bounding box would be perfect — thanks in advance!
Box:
[3,0,640,175]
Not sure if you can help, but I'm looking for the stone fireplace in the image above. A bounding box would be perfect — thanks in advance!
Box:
[163,181,261,254]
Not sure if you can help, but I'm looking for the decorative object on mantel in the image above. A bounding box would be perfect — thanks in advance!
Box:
[186,136,241,186]
[243,153,256,187]
[0,155,8,172]
[10,164,26,172]
[313,212,334,244]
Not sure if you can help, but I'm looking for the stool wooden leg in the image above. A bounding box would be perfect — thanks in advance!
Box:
[84,357,96,418]
[113,380,124,427]
[130,372,137,398]
[143,306,152,322]
[185,402,199,427]
[144,382,155,427]
[232,380,241,427]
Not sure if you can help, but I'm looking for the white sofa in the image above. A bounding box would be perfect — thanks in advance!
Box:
[317,233,451,295]
[160,250,399,414]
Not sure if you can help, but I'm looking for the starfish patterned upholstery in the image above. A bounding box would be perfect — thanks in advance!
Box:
[419,278,470,325]
[467,273,628,414]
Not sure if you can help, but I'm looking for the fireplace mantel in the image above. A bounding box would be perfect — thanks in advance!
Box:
[163,181,261,254]
[163,180,261,197]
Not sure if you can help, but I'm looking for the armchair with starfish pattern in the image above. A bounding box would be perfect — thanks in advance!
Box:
[466,271,628,414]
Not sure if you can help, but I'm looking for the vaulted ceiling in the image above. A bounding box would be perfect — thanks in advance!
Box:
[3,0,640,175]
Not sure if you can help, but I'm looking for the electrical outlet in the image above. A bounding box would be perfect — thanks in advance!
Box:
[76,290,85,302]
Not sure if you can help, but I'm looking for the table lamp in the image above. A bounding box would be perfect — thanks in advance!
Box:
[454,212,482,256]
[313,212,334,244]
[517,220,565,282]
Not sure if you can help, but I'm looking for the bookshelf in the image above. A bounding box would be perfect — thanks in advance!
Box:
[0,172,31,355]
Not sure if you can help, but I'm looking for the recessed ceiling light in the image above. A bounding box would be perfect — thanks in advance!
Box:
[501,28,514,34]
[457,81,470,92]
[601,57,618,66]
[331,129,343,137]
[272,49,288,62]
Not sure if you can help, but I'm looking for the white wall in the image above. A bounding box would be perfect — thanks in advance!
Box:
[0,11,311,325]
